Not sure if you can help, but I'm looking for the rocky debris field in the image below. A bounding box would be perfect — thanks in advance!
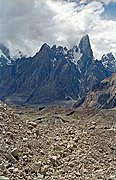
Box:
[0,102,116,180]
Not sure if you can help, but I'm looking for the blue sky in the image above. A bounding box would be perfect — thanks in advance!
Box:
[0,0,116,59]
[103,2,116,20]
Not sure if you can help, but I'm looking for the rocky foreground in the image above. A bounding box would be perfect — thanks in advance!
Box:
[0,102,116,180]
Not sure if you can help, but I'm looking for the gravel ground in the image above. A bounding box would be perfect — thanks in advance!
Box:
[0,103,116,180]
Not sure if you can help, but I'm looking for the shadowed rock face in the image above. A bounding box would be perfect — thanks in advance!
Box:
[0,35,115,105]
[74,73,116,109]
[78,35,93,75]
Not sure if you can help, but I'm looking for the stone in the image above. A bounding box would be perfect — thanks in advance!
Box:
[91,122,96,125]
[23,155,27,159]
[67,143,74,149]
[37,173,44,179]
[23,138,28,141]
[35,129,39,137]
[88,125,95,130]
[0,177,9,180]
[68,162,74,167]
[27,122,37,127]
[38,107,46,111]
[5,139,11,145]
[50,156,58,161]
[75,172,81,176]
[50,156,58,165]
[40,150,45,155]
[13,168,19,173]
[11,148,18,157]
[8,167,15,173]
[31,161,42,172]
[5,153,17,163]
[41,165,49,175]
[0,164,5,171]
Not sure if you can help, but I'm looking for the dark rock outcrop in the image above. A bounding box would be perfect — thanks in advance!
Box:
[74,73,116,109]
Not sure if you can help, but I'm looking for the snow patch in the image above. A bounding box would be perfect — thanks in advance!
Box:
[0,49,10,61]
[51,58,57,67]
[10,49,26,60]
[71,47,82,65]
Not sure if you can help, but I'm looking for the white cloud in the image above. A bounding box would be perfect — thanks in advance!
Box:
[100,0,116,5]
[0,0,116,59]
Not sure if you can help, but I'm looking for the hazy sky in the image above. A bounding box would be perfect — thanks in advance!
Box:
[0,0,116,59]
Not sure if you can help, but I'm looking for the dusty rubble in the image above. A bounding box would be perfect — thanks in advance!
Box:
[0,102,116,180]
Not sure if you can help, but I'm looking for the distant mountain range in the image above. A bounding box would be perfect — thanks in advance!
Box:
[0,35,116,107]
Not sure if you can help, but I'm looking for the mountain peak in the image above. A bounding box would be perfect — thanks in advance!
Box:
[77,34,93,74]
[82,34,89,41]
[79,34,91,53]
[40,43,50,51]
[101,52,116,72]
[0,43,10,59]
[0,43,12,65]
[37,43,51,57]
[0,35,115,107]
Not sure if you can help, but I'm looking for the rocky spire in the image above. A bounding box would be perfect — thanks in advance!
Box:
[77,35,93,75]
[79,35,92,54]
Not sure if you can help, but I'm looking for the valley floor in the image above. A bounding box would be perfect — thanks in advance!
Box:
[0,103,116,180]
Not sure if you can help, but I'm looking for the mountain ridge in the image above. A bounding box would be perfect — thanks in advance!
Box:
[0,35,115,107]
[74,73,116,109]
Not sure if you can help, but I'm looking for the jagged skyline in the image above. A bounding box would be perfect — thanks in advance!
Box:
[0,0,116,59]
